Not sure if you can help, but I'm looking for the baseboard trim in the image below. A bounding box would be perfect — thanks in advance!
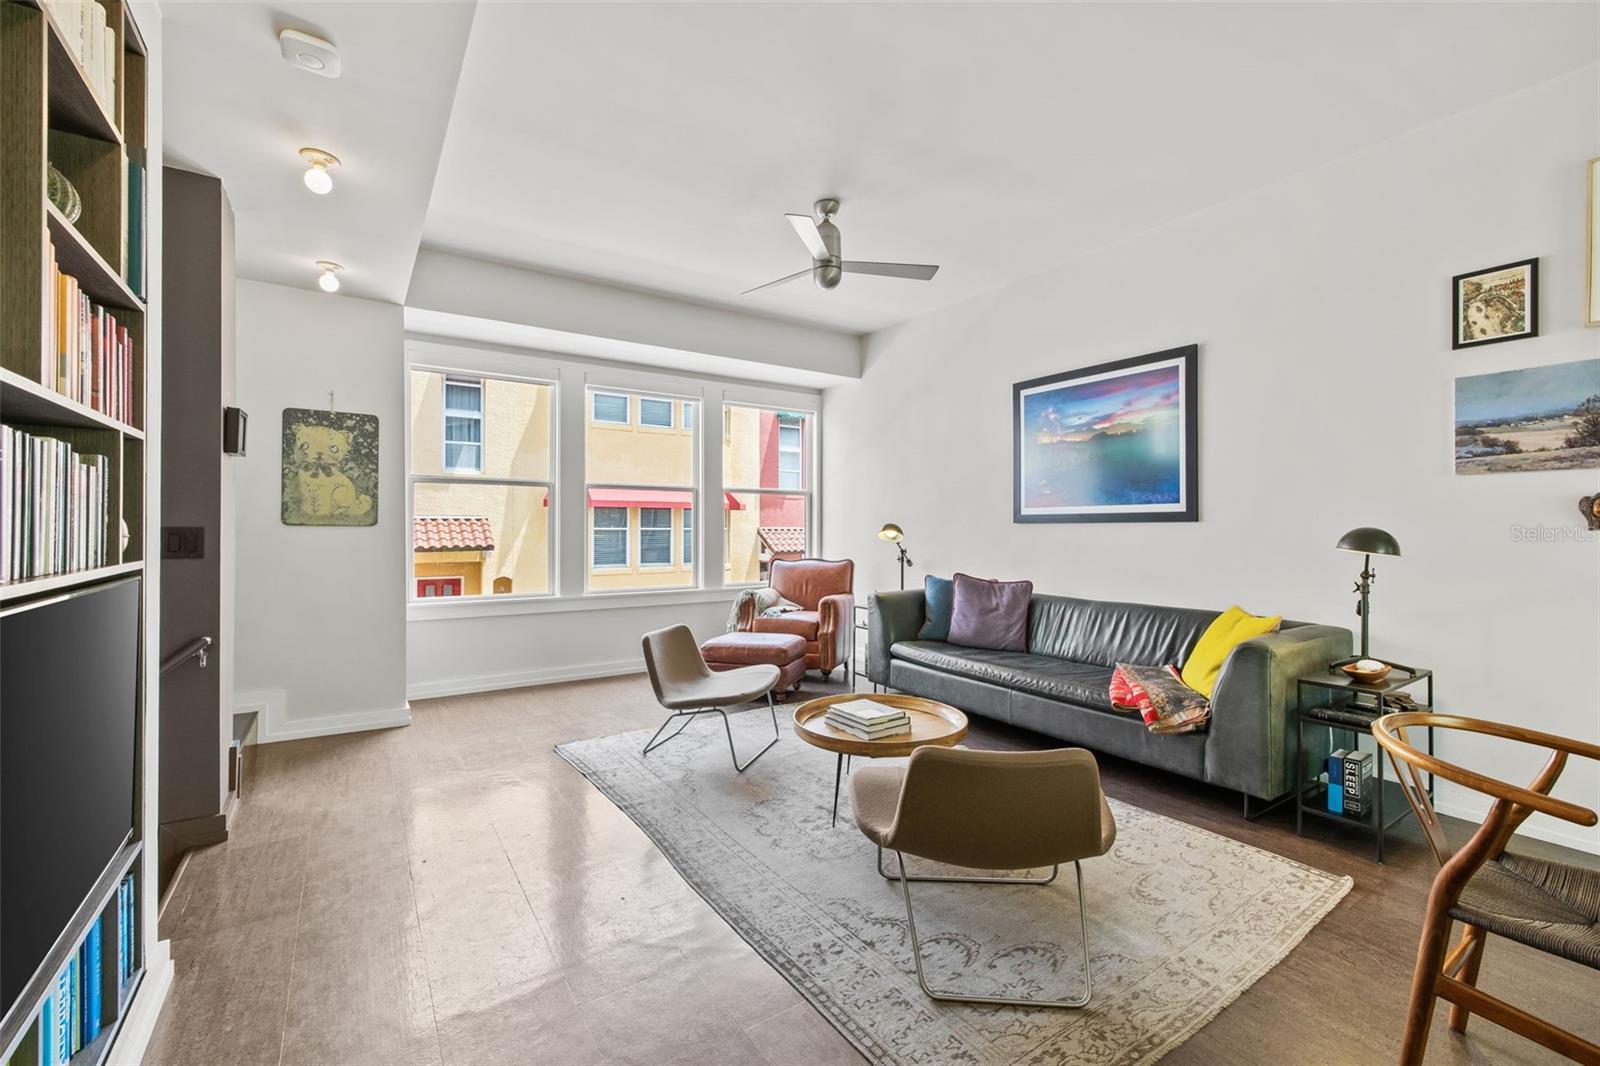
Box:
[407,658,644,701]
[1435,796,1598,855]
[257,703,413,744]
[105,938,172,1066]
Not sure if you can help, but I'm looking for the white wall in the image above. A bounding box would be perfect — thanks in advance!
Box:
[232,280,410,741]
[823,66,1600,852]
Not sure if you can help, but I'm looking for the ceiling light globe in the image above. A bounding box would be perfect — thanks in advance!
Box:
[318,269,340,293]
[304,164,333,195]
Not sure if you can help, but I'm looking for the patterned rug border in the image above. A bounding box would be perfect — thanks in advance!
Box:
[555,726,1353,1066]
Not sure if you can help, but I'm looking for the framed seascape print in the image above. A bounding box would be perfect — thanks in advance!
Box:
[281,407,379,525]
[1453,258,1538,349]
[1454,358,1600,475]
[1588,158,1600,327]
[1013,344,1198,523]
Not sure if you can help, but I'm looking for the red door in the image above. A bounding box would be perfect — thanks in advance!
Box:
[416,577,464,597]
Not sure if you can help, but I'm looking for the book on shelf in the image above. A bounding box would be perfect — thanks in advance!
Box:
[127,162,145,299]
[45,242,135,426]
[42,0,117,112]
[80,919,102,1046]
[1326,750,1348,814]
[1,426,113,584]
[1342,749,1375,816]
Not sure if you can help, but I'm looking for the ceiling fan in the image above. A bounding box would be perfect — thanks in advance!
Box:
[743,198,939,295]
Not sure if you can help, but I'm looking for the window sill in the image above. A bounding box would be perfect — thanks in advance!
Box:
[407,585,739,622]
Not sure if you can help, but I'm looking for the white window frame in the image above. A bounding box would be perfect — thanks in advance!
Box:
[405,338,822,620]
[682,505,694,567]
[442,376,484,474]
[408,357,558,603]
[638,396,675,429]
[590,506,630,569]
[721,401,818,588]
[592,391,630,425]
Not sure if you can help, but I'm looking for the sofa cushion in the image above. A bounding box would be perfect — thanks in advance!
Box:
[1027,594,1218,668]
[918,575,954,641]
[891,641,1115,710]
[949,573,1033,651]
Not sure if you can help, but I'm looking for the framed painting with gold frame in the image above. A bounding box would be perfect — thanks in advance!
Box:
[1587,157,1600,327]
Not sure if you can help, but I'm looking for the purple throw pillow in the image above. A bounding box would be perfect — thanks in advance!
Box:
[947,572,1033,652]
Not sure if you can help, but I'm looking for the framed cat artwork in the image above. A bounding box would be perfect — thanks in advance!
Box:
[281,408,379,526]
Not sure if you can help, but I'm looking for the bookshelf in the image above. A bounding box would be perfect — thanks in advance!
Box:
[0,0,153,1063]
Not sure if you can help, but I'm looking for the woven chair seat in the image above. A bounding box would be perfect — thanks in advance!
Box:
[1450,851,1600,969]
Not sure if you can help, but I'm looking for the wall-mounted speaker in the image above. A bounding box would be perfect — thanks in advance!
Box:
[223,407,247,456]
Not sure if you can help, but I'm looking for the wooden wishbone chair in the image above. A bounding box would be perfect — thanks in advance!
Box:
[1371,712,1600,1066]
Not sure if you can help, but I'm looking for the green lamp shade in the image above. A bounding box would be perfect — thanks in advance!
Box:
[878,523,904,543]
[1335,527,1400,557]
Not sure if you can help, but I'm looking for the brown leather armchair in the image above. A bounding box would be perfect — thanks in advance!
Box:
[737,558,855,677]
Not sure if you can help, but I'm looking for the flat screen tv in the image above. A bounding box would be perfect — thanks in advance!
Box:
[1,576,140,1023]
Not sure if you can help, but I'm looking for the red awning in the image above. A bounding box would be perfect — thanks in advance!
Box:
[586,489,743,510]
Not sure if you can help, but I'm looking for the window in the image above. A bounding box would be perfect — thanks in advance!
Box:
[777,416,803,489]
[443,377,483,473]
[592,506,628,567]
[592,391,629,424]
[682,403,695,430]
[639,397,674,428]
[586,387,698,592]
[682,506,693,566]
[410,368,555,599]
[640,507,672,565]
[723,405,813,584]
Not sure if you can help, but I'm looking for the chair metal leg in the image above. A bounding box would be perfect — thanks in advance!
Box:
[877,846,1059,885]
[642,692,780,773]
[892,850,1091,1008]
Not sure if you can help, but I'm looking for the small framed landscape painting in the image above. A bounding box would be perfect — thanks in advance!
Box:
[1453,258,1537,349]
[281,408,380,526]
[1454,358,1600,475]
[1013,344,1198,523]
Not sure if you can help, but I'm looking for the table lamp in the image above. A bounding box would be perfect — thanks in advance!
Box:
[878,523,913,590]
[1335,526,1400,662]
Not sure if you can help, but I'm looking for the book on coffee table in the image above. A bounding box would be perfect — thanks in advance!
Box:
[825,714,912,741]
[827,699,910,727]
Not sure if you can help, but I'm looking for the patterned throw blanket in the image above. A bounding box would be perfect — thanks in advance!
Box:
[725,587,803,632]
[1110,664,1211,734]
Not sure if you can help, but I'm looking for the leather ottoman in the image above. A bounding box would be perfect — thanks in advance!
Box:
[700,632,807,699]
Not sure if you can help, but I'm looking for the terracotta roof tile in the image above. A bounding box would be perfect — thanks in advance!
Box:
[414,516,495,552]
[758,526,806,554]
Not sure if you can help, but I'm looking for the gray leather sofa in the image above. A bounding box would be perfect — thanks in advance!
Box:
[867,590,1352,804]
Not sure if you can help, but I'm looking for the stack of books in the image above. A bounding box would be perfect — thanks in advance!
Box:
[48,243,136,425]
[43,0,118,110]
[826,699,911,740]
[1,426,112,583]
[1326,748,1375,817]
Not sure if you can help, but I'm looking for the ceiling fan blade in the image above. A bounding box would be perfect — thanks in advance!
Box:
[785,213,829,260]
[741,266,812,296]
[842,260,939,281]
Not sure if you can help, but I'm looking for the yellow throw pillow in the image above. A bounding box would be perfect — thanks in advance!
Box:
[1180,606,1282,698]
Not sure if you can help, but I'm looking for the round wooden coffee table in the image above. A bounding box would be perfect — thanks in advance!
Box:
[793,693,968,826]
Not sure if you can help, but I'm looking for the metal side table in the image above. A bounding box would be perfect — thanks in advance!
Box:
[1295,666,1434,863]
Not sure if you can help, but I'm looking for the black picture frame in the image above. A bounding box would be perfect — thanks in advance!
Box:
[1012,344,1199,524]
[1452,257,1538,349]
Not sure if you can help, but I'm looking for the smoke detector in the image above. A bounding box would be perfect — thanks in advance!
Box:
[279,29,341,79]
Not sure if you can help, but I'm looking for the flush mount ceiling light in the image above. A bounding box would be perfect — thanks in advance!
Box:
[278,28,341,78]
[299,148,339,194]
[316,261,343,293]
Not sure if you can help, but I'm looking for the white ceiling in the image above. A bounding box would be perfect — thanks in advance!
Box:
[162,1,473,302]
[165,3,1597,333]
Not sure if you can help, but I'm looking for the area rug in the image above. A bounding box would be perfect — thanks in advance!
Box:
[556,713,1351,1066]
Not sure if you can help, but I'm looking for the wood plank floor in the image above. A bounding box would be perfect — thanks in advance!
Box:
[144,672,1599,1065]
